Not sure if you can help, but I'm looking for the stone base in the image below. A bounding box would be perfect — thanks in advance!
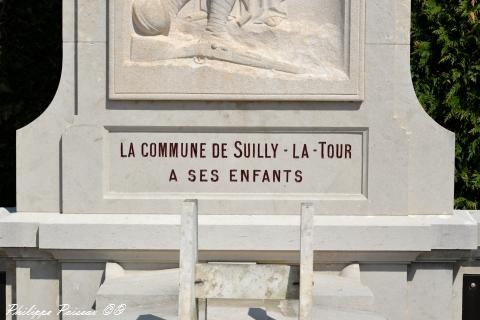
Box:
[1,209,479,320]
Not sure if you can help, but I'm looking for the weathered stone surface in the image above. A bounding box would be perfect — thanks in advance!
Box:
[178,200,198,320]
[13,0,454,216]
[0,212,477,252]
[61,262,105,320]
[195,264,299,300]
[96,265,179,314]
[299,203,314,320]
[111,0,364,100]
[2,1,471,319]
[15,261,60,320]
[89,265,384,320]
[407,263,454,320]
[360,264,408,320]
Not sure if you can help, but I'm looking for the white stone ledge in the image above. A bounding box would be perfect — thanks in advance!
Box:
[470,211,480,244]
[0,208,38,247]
[0,210,477,252]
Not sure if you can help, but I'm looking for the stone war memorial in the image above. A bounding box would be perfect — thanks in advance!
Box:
[2,0,480,319]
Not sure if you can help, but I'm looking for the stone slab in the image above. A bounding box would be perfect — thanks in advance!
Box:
[14,0,456,217]
[106,130,366,195]
[300,203,314,319]
[0,211,477,252]
[470,211,480,244]
[178,200,198,320]
[39,214,432,251]
[204,299,384,320]
[61,262,105,320]
[78,0,107,43]
[96,268,179,310]
[415,211,478,250]
[92,266,382,320]
[360,264,408,320]
[314,273,375,312]
[16,40,75,213]
[195,264,299,300]
[407,263,454,320]
[0,210,38,248]
[15,260,59,320]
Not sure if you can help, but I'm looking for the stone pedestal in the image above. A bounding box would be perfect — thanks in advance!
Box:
[1,0,478,319]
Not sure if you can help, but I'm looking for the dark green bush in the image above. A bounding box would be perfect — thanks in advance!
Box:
[0,1,478,209]
[411,0,480,209]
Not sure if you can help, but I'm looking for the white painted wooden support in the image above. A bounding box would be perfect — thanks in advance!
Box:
[178,200,198,320]
[299,203,314,320]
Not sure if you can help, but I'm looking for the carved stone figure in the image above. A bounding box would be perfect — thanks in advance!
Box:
[238,0,287,27]
[129,0,345,78]
[132,0,287,36]
[132,0,301,73]
[133,0,236,37]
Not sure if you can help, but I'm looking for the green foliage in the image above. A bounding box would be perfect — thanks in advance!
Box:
[411,0,480,209]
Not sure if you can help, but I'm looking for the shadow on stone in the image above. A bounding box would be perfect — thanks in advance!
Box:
[248,308,276,320]
[137,315,165,320]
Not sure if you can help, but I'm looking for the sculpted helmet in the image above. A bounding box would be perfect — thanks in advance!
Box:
[133,0,235,37]
[132,0,190,36]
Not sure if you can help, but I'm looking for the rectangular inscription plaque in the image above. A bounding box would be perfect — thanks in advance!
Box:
[107,130,367,196]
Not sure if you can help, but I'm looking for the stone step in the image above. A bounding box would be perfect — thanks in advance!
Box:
[94,263,383,320]
[94,303,385,320]
[206,301,385,320]
[96,266,178,314]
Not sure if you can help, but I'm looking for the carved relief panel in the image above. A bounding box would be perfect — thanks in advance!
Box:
[110,0,364,100]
